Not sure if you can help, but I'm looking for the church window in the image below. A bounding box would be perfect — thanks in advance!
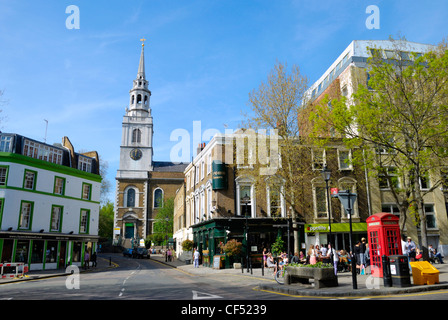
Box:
[154,188,163,208]
[137,94,142,103]
[126,188,135,207]
[132,129,142,143]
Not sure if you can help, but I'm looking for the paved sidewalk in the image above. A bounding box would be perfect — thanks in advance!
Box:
[0,255,118,284]
[151,254,448,298]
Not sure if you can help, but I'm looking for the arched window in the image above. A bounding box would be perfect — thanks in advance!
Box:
[137,94,142,103]
[154,188,163,208]
[132,129,141,143]
[126,188,135,207]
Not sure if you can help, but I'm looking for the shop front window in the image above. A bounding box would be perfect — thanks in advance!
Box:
[73,242,82,262]
[15,240,29,263]
[31,240,44,263]
[46,241,58,263]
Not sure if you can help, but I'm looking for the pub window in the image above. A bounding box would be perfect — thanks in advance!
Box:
[24,170,37,190]
[50,205,63,232]
[19,201,33,230]
[0,166,8,186]
[80,209,90,234]
[54,177,65,195]
[82,183,91,200]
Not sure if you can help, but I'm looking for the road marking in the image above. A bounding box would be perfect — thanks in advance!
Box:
[192,290,223,300]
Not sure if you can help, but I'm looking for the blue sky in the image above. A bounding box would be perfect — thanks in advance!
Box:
[0,0,447,202]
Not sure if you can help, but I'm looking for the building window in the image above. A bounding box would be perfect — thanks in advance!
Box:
[312,149,326,170]
[195,165,199,185]
[23,170,37,190]
[424,204,437,229]
[379,167,400,190]
[31,240,45,264]
[132,129,142,143]
[207,154,212,175]
[239,185,252,217]
[54,177,65,195]
[0,166,8,186]
[82,183,91,200]
[126,188,136,207]
[201,160,205,180]
[314,186,328,218]
[154,188,163,208]
[419,172,431,190]
[80,209,90,234]
[381,203,400,217]
[338,177,359,218]
[50,205,63,232]
[338,149,352,170]
[23,139,63,165]
[78,156,92,173]
[19,201,33,230]
[267,185,284,218]
[15,240,29,263]
[0,136,12,152]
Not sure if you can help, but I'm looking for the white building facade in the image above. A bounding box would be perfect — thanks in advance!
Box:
[0,133,101,270]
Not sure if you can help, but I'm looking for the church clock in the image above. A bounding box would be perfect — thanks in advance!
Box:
[130,148,143,160]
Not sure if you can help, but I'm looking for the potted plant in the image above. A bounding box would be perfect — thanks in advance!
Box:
[222,239,243,268]
[271,235,285,257]
[181,239,194,264]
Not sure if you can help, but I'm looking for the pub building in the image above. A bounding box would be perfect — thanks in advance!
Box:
[173,133,370,268]
[0,133,101,270]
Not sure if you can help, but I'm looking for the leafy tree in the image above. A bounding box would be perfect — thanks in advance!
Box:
[152,197,174,246]
[99,200,114,239]
[239,61,312,254]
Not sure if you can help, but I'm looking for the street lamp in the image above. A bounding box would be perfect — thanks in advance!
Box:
[337,189,358,290]
[241,194,251,273]
[321,165,333,250]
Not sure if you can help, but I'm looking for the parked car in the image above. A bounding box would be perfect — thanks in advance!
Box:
[134,247,150,259]
[122,248,133,257]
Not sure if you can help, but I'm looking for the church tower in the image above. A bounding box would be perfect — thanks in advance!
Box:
[118,39,153,174]
[114,39,188,248]
[115,39,153,243]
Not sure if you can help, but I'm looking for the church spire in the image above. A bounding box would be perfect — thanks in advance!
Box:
[137,38,146,79]
[128,38,151,116]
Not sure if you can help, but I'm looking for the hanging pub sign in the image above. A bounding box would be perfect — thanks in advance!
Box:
[212,161,227,190]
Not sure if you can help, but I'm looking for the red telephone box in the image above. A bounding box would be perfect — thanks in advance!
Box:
[367,213,402,277]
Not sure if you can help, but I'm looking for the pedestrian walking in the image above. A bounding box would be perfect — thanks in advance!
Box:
[91,252,97,267]
[84,250,90,270]
[193,248,200,268]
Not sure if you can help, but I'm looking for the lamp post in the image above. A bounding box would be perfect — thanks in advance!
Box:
[321,165,333,249]
[338,189,358,290]
[241,194,251,273]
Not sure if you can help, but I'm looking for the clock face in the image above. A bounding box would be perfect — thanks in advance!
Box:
[130,148,142,160]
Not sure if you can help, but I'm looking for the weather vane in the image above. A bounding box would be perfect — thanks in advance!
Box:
[140,37,146,47]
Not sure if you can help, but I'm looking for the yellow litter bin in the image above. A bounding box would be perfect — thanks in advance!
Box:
[409,261,439,285]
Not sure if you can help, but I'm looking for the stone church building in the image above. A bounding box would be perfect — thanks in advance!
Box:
[114,41,187,247]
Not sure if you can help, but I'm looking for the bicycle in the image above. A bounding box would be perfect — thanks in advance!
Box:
[274,267,287,285]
